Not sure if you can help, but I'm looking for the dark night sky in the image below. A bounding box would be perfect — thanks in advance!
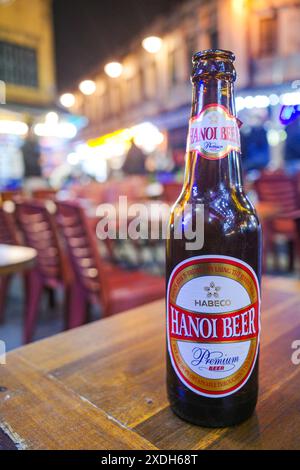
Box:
[53,0,184,91]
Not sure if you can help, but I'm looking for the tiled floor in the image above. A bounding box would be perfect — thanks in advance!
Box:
[0,276,100,352]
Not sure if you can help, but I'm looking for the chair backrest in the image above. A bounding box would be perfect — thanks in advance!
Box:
[254,171,299,212]
[15,201,67,282]
[55,201,108,307]
[0,189,24,203]
[0,205,19,245]
[32,188,57,201]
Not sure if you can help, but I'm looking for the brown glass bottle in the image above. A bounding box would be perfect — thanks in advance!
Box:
[166,49,262,427]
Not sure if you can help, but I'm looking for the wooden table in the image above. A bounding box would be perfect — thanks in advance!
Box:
[0,244,37,276]
[0,275,300,450]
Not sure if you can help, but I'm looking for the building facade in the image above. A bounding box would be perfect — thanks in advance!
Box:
[0,0,83,190]
[68,0,299,139]
[0,0,56,106]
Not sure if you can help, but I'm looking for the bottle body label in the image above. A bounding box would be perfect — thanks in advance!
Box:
[187,104,241,160]
[167,255,260,398]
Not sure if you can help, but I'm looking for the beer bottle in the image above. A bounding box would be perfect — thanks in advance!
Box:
[166,49,262,427]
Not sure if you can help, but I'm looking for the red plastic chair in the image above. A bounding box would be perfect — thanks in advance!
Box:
[0,204,19,245]
[254,170,300,271]
[15,201,73,343]
[56,201,165,328]
[163,182,183,203]
[0,205,20,322]
[0,189,24,203]
[32,188,57,201]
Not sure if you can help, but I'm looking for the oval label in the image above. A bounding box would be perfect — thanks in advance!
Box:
[167,255,260,398]
[187,104,241,159]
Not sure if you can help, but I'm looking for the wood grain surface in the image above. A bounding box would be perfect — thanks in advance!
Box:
[0,276,300,450]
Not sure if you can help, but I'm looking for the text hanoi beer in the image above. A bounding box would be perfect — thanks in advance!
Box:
[166,49,262,427]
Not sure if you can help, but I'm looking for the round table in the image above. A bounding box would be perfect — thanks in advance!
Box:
[0,244,37,276]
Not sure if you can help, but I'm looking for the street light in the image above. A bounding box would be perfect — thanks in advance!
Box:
[60,93,75,108]
[79,79,96,95]
[142,36,162,54]
[45,112,59,124]
[104,62,123,78]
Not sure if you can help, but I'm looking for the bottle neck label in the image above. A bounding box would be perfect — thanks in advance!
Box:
[187,104,241,160]
[167,255,260,397]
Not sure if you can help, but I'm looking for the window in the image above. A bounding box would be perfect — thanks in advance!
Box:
[146,60,157,98]
[169,49,178,86]
[102,88,111,118]
[259,16,277,56]
[0,40,38,88]
[186,35,197,76]
[144,60,157,100]
[125,77,134,108]
[116,84,123,113]
[90,93,100,122]
[110,83,122,115]
[138,67,145,101]
[133,74,141,105]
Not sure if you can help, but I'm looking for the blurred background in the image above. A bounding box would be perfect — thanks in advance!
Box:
[1,0,300,189]
[1,0,300,348]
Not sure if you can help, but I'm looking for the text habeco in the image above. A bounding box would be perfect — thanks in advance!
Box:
[169,302,259,343]
[189,125,239,146]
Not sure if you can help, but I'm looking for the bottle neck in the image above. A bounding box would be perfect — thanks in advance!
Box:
[184,78,243,198]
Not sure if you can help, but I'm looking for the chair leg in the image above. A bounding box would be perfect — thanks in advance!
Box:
[262,221,271,274]
[47,287,56,309]
[271,239,279,273]
[63,285,71,330]
[294,236,300,275]
[287,240,295,272]
[102,296,117,318]
[0,275,12,323]
[24,271,43,344]
[68,283,88,329]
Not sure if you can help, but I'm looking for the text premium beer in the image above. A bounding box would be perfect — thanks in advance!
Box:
[166,49,262,427]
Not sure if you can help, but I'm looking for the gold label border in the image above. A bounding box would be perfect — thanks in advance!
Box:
[168,257,260,396]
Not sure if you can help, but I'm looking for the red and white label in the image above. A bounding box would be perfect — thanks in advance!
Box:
[167,255,260,398]
[187,104,241,160]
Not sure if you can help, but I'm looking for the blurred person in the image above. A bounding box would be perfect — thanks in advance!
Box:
[240,124,270,172]
[123,138,147,175]
[49,162,93,189]
[0,140,24,190]
[21,124,48,192]
[284,118,300,174]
